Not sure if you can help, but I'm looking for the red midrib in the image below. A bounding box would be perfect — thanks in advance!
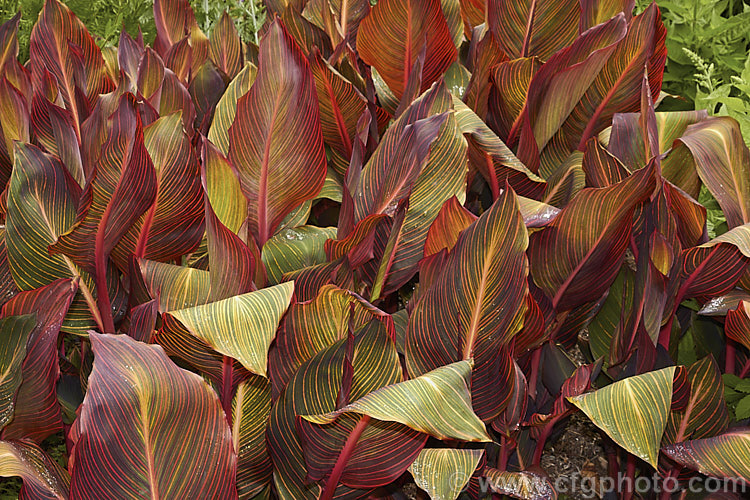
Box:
[257,92,283,247]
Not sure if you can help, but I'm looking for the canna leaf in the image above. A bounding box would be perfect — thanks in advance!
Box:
[569,366,676,468]
[407,187,528,421]
[112,112,204,270]
[0,439,70,499]
[228,19,326,248]
[487,0,580,60]
[663,356,729,446]
[29,0,113,136]
[202,139,246,233]
[0,279,77,442]
[679,117,750,228]
[0,315,36,432]
[138,258,211,312]
[70,333,237,498]
[5,143,104,333]
[726,301,750,351]
[528,162,656,311]
[423,196,476,257]
[303,360,491,442]
[483,468,557,500]
[166,282,295,377]
[209,12,243,79]
[232,375,273,498]
[208,62,256,155]
[357,0,457,99]
[662,429,750,483]
[262,226,337,285]
[408,448,484,500]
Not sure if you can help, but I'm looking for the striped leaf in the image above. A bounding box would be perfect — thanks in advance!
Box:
[679,117,750,228]
[5,143,103,333]
[209,12,243,79]
[228,19,326,248]
[202,139,246,234]
[663,356,729,446]
[423,196,476,257]
[166,282,294,377]
[519,5,666,172]
[406,188,528,421]
[53,94,157,333]
[303,360,491,442]
[232,374,272,498]
[0,77,29,186]
[138,258,211,312]
[464,28,508,119]
[269,284,393,395]
[483,468,557,500]
[0,279,77,442]
[357,0,457,99]
[680,224,750,299]
[528,163,656,311]
[262,226,336,285]
[408,448,484,500]
[488,56,541,141]
[0,439,70,499]
[580,0,634,32]
[112,112,204,270]
[267,322,406,498]
[453,97,546,199]
[153,0,208,74]
[726,301,750,351]
[487,0,580,60]
[70,333,237,498]
[205,195,255,301]
[662,428,750,483]
[568,366,676,467]
[308,50,368,174]
[208,62,256,155]
[0,315,36,432]
[351,83,468,296]
[29,0,113,136]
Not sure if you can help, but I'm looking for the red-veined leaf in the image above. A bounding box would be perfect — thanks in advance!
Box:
[52,93,157,333]
[262,226,337,285]
[726,301,750,351]
[232,374,273,498]
[357,0,457,99]
[679,117,750,228]
[112,112,204,270]
[579,0,634,32]
[127,298,157,343]
[0,439,70,499]
[189,61,227,133]
[209,12,243,79]
[680,225,750,299]
[406,188,528,421]
[423,195,476,257]
[228,19,326,248]
[29,0,113,136]
[5,143,106,333]
[528,162,656,311]
[662,429,750,483]
[138,258,211,312]
[487,56,540,141]
[483,468,557,500]
[280,5,334,59]
[0,77,29,186]
[70,333,237,498]
[153,0,208,74]
[0,279,76,442]
[0,315,36,431]
[208,62,256,155]
[663,356,729,446]
[464,28,508,119]
[409,448,484,500]
[487,0,580,60]
[202,138,246,233]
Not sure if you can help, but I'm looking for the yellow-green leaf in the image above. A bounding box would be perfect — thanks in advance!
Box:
[408,448,483,500]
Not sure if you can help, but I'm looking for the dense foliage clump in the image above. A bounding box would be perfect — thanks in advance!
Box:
[1,0,750,499]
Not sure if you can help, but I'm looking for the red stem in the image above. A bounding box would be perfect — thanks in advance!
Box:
[320,415,371,500]
[94,250,115,333]
[499,436,510,470]
[726,340,736,376]
[660,469,679,500]
[528,347,542,400]
[222,356,234,428]
[533,415,562,466]
[623,454,636,500]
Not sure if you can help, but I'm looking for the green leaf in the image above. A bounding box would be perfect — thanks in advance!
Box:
[303,360,491,442]
[138,258,211,312]
[483,468,558,500]
[408,448,483,500]
[167,282,294,377]
[262,226,337,285]
[0,314,36,431]
[569,366,675,468]
[232,375,273,498]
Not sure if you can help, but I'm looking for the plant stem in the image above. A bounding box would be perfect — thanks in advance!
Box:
[528,347,542,400]
[320,415,371,500]
[726,340,736,376]
[532,415,562,466]
[222,355,234,428]
[623,454,636,500]
[499,436,510,470]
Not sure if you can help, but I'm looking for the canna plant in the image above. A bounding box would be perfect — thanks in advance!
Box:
[1,0,750,499]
